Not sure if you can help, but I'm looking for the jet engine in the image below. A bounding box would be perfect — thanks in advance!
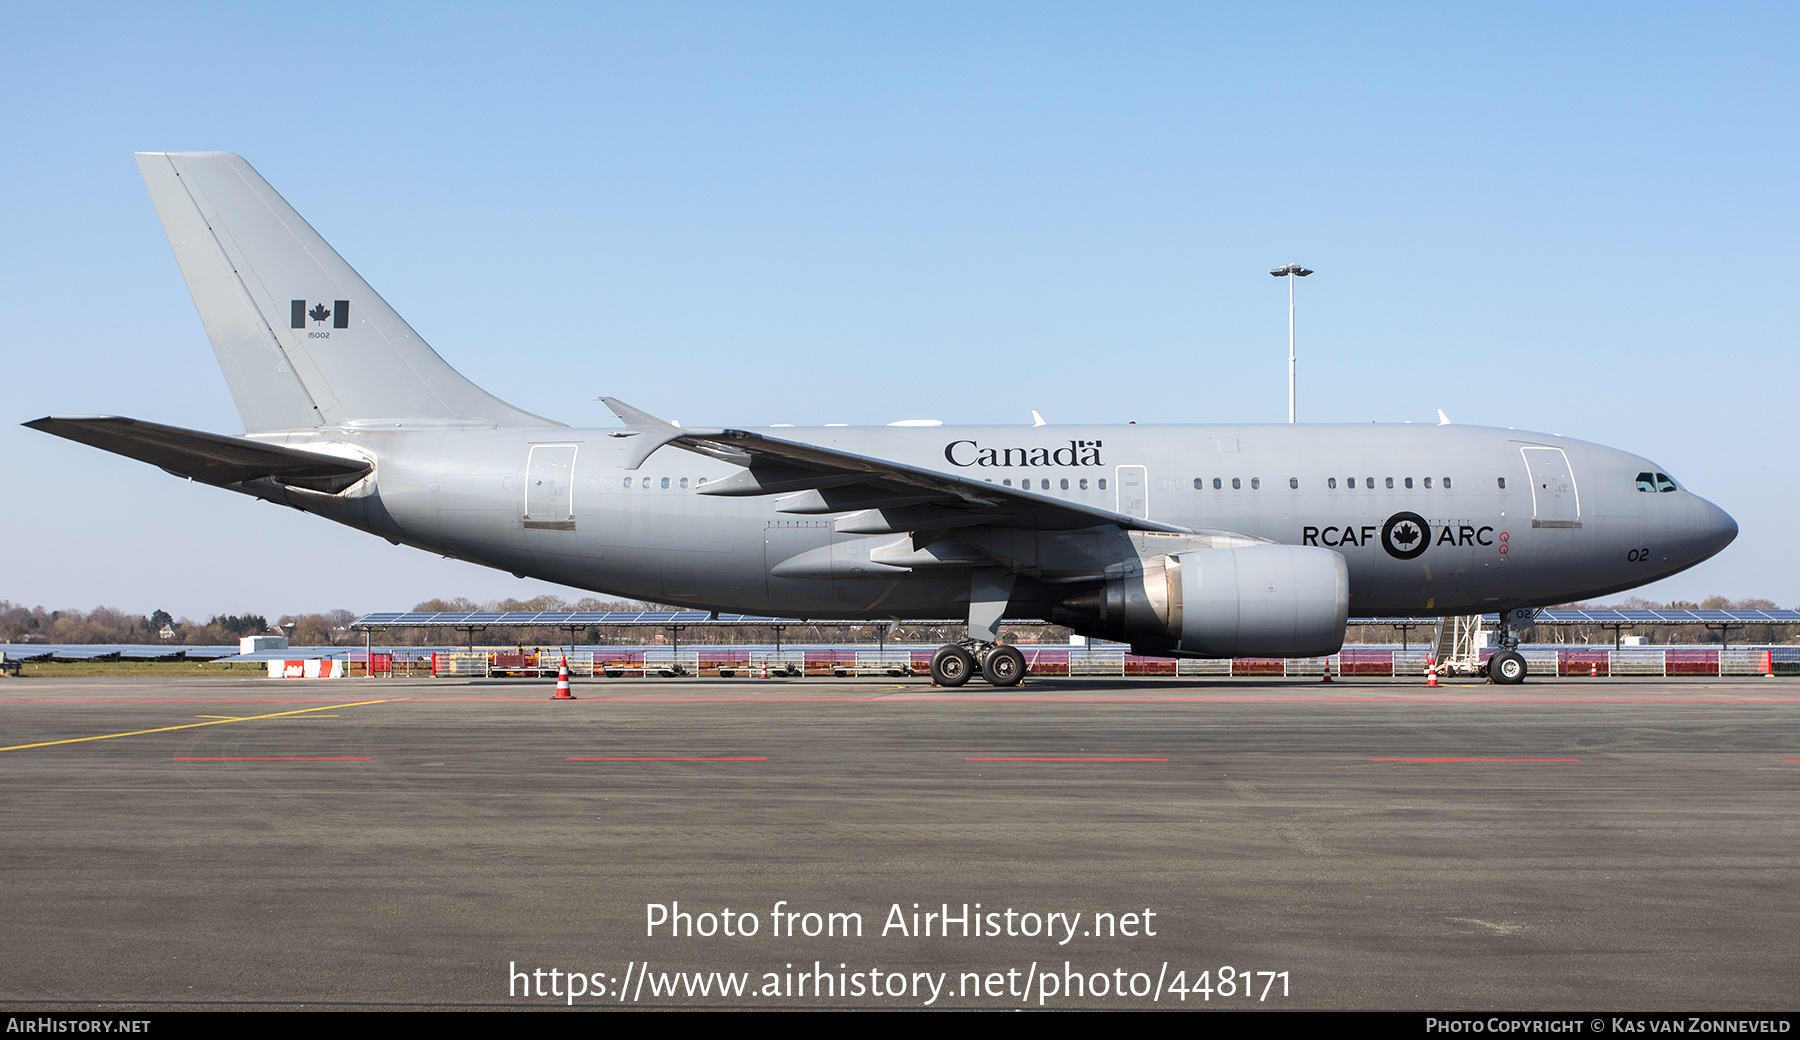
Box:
[1060,545,1349,658]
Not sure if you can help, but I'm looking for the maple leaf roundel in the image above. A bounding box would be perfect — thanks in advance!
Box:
[1381,511,1431,561]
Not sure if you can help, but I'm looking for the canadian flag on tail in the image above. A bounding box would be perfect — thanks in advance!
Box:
[291,300,350,329]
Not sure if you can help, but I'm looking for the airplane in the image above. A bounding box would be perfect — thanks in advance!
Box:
[27,153,1738,687]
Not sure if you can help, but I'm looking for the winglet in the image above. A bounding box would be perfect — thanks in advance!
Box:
[601,397,685,469]
[1437,409,1452,426]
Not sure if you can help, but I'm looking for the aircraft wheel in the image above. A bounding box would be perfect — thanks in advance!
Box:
[1489,650,1527,685]
[983,645,1026,687]
[930,645,975,687]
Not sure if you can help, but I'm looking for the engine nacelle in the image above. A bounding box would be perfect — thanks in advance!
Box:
[1062,545,1349,658]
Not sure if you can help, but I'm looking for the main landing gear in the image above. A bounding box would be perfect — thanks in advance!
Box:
[930,641,1027,688]
[932,567,1027,687]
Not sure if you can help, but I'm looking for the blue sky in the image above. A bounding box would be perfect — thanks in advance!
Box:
[3,3,1794,620]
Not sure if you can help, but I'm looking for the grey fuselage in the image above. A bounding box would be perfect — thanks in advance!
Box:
[251,420,1737,620]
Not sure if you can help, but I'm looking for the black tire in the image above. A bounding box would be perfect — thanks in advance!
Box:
[1489,650,1527,685]
[930,645,975,687]
[983,645,1026,687]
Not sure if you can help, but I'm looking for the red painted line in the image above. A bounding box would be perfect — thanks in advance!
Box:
[1371,757,1579,763]
[967,756,1169,762]
[567,756,766,761]
[2,698,396,705]
[174,756,371,761]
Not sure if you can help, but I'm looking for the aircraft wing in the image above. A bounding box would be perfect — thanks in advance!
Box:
[25,415,371,494]
[602,398,1199,535]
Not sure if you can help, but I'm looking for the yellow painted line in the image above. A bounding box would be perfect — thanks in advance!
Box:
[1,700,393,752]
[198,714,338,719]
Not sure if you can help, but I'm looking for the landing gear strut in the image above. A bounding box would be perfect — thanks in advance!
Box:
[930,641,1027,688]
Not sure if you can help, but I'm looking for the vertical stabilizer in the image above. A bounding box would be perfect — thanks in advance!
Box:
[135,152,560,432]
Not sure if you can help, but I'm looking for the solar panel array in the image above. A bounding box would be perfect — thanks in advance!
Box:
[352,611,892,627]
[0,644,241,662]
[1353,609,1800,626]
[354,609,1800,629]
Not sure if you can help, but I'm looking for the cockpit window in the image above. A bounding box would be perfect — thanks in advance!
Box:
[1635,472,1657,493]
[1655,472,1679,493]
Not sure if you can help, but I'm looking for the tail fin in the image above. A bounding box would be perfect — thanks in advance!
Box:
[135,152,560,432]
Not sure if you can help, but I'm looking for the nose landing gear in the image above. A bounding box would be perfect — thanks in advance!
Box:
[1481,608,1538,685]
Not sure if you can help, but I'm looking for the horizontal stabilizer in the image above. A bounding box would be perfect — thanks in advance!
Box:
[26,415,371,493]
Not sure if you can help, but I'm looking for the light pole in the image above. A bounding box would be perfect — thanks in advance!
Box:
[1269,263,1312,423]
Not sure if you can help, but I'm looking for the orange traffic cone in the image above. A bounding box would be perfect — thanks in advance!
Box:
[1426,655,1439,688]
[1589,660,1598,677]
[554,655,576,700]
[1320,661,1333,683]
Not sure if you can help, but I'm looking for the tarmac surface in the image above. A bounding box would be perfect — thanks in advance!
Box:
[2,672,1797,1010]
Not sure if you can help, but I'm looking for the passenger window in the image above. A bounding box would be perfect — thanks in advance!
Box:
[1213,477,1222,489]
[1404,477,1413,489]
[660,477,670,489]
[1061,478,1069,490]
[1231,477,1241,489]
[1496,477,1505,489]
[679,477,689,489]
[1003,479,1013,487]
[1289,477,1298,489]
[1328,477,1337,489]
[1193,478,1203,490]
[1366,477,1375,489]
[1385,477,1394,489]
[1099,479,1107,490]
[1443,477,1452,489]
[624,477,633,489]
[1424,477,1432,489]
[1251,477,1260,489]
[1079,478,1088,490]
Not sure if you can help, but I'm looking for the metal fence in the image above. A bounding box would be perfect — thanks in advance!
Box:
[336,644,1796,679]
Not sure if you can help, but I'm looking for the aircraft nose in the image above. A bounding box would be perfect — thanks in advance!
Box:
[1669,495,1737,567]
[1701,498,1738,556]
